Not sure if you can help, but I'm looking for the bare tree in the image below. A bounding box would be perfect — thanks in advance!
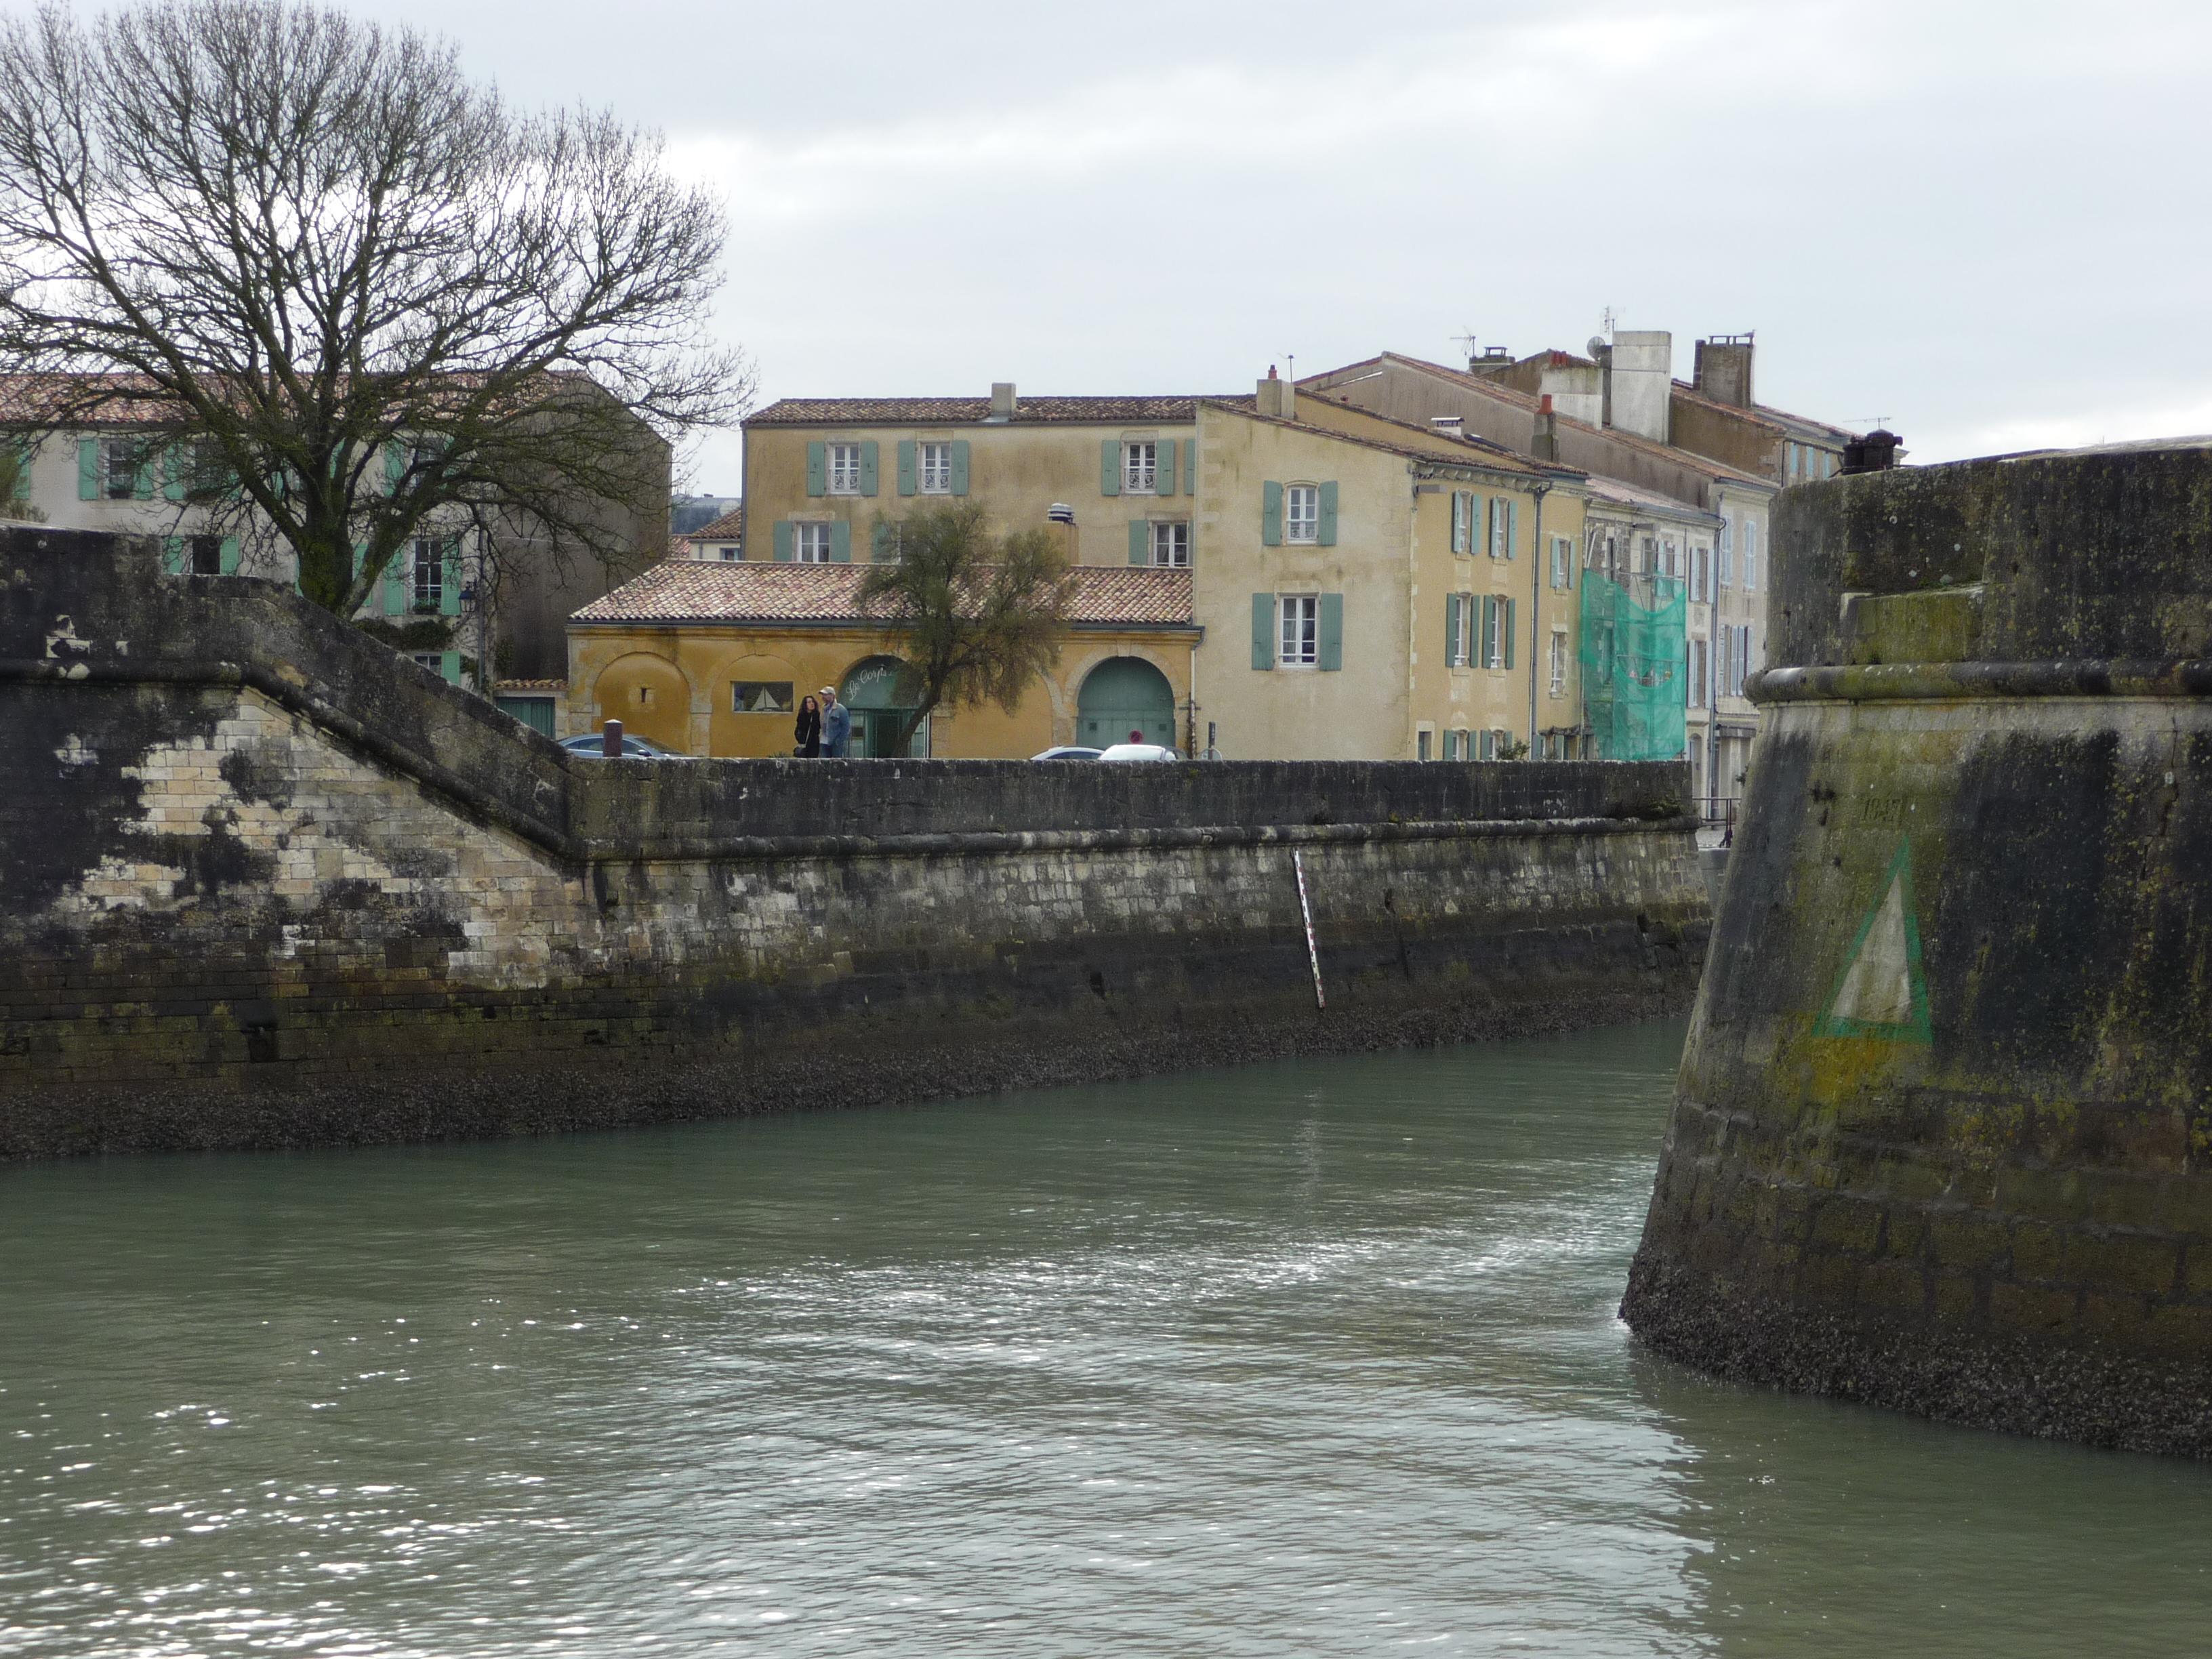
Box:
[858,501,1078,752]
[0,0,751,612]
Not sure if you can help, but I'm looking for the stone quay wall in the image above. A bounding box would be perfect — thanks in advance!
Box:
[1620,440,2212,1457]
[1,528,1706,1160]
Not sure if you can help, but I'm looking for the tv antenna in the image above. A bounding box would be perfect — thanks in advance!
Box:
[1599,306,1616,337]
[1450,326,1479,366]
[1846,415,1893,430]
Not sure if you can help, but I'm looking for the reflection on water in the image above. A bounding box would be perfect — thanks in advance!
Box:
[1,1020,2206,1656]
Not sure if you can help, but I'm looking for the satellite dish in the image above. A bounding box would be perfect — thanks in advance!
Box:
[1586,335,1610,359]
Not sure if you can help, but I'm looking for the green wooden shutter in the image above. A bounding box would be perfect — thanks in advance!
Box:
[1261,480,1283,546]
[830,520,852,563]
[382,550,407,615]
[1318,481,1338,546]
[1158,438,1177,496]
[161,537,187,575]
[805,441,826,497]
[949,440,970,495]
[1505,499,1519,560]
[773,521,795,562]
[440,537,463,615]
[1446,591,1461,665]
[1129,520,1149,565]
[163,447,186,502]
[219,536,241,575]
[438,651,462,684]
[1251,593,1275,670]
[1183,441,1196,495]
[385,443,405,491]
[1101,439,1121,496]
[859,441,879,497]
[897,440,917,496]
[132,447,155,499]
[1502,596,1516,669]
[872,521,896,562]
[77,438,98,499]
[1317,592,1343,671]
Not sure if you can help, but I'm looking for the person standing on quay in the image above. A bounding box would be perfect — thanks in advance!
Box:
[794,693,822,758]
[820,685,851,758]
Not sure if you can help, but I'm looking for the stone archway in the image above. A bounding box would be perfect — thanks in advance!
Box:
[592,652,691,752]
[1076,656,1175,750]
[840,655,929,758]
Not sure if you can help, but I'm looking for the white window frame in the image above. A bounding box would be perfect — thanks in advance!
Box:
[1691,544,1710,603]
[1279,592,1319,667]
[1688,637,1706,708]
[1124,441,1158,495]
[794,523,835,563]
[1284,484,1320,545]
[1417,727,1433,761]
[918,442,951,495]
[827,443,862,495]
[411,537,443,611]
[1488,497,1510,558]
[1451,491,1472,555]
[1548,629,1567,697]
[102,434,144,499]
[1719,518,1736,588]
[1744,520,1759,592]
[1450,592,1474,669]
[1149,520,1190,568]
[1550,535,1572,590]
[1482,596,1504,670]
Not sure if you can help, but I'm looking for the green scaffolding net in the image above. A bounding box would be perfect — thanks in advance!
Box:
[1578,571,1687,762]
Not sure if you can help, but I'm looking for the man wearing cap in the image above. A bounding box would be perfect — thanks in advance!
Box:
[819,684,852,758]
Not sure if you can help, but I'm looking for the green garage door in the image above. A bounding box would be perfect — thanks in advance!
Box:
[1078,657,1175,750]
[842,655,931,758]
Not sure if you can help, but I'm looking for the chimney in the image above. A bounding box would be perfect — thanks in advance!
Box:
[1607,329,1672,444]
[1693,335,1755,409]
[1256,364,1295,421]
[989,381,1017,418]
[1431,415,1463,436]
[1532,395,1559,463]
[1839,429,1906,475]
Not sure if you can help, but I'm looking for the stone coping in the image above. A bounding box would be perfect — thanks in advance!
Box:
[1751,658,2212,705]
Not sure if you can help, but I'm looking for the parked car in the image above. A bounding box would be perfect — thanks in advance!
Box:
[558,732,685,760]
[1031,745,1103,761]
[1097,742,1179,762]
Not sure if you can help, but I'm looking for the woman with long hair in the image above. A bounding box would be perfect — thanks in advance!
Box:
[794,693,822,758]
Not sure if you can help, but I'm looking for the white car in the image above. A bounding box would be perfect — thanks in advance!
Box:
[1097,742,1179,762]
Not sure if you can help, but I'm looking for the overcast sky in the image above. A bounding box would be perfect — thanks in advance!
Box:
[67,0,2212,490]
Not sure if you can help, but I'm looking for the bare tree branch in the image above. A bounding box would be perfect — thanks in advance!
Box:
[0,0,753,613]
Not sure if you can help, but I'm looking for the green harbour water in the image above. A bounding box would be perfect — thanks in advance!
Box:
[3,1019,2209,1656]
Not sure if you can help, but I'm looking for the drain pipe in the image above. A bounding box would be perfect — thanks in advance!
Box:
[1528,483,1548,753]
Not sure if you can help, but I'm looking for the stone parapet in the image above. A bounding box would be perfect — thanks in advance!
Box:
[0,529,1706,1158]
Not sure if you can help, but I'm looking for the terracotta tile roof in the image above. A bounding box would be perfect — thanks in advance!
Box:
[573,560,1195,628]
[1217,391,1576,480]
[1323,354,1775,489]
[747,395,1221,427]
[692,504,745,541]
[668,535,695,557]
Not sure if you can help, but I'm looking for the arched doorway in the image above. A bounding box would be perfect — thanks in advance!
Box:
[841,655,930,758]
[1077,657,1175,750]
[592,652,691,752]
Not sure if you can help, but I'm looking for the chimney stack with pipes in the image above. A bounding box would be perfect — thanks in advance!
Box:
[1256,364,1295,421]
[1693,335,1756,409]
[1840,429,1907,474]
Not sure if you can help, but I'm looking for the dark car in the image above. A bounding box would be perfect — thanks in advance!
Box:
[558,732,686,760]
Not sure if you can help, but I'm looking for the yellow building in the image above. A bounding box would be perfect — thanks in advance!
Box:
[675,375,1590,760]
[567,561,1197,758]
[1189,380,1589,760]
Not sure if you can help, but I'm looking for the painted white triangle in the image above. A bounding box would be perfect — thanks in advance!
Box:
[1829,873,1914,1027]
